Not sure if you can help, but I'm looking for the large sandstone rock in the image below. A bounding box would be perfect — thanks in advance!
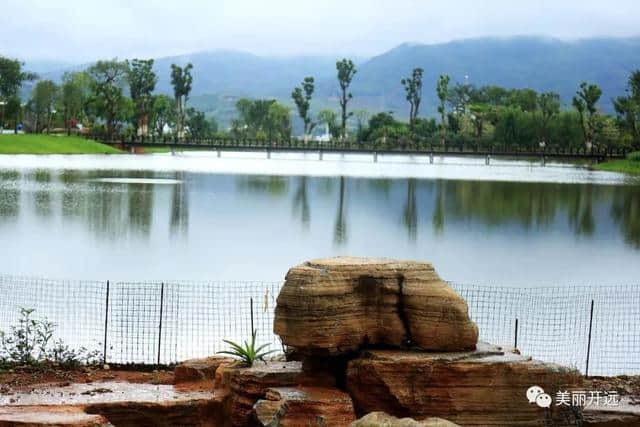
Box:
[274,257,478,356]
[351,412,459,427]
[254,387,356,426]
[346,343,581,426]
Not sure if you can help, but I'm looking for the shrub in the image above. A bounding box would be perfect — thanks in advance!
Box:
[0,308,101,369]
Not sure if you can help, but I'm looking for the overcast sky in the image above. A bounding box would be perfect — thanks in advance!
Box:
[2,0,639,62]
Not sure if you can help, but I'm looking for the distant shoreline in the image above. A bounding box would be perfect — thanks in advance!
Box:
[0,134,122,154]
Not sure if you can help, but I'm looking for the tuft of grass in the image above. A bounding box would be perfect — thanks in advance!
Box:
[594,151,640,175]
[0,134,123,154]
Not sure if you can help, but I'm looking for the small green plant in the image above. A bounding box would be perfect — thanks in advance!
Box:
[0,308,101,369]
[217,330,276,367]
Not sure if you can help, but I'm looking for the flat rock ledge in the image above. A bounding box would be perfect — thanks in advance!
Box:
[346,343,583,427]
[0,382,216,427]
[0,406,112,427]
[274,257,479,356]
[174,356,234,384]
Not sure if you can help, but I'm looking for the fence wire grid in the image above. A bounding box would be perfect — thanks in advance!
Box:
[0,275,637,376]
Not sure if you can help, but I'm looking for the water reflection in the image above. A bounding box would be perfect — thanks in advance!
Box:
[33,170,52,218]
[432,181,445,235]
[170,172,189,238]
[403,179,417,241]
[0,171,20,221]
[292,177,310,228]
[611,187,640,249]
[0,167,639,282]
[237,176,288,196]
[334,176,347,245]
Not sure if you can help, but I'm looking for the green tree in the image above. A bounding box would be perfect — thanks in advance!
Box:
[536,92,560,145]
[87,59,129,140]
[32,80,58,133]
[401,67,424,131]
[291,76,316,140]
[233,98,290,140]
[354,109,371,141]
[317,109,340,139]
[127,59,157,137]
[469,103,491,138]
[336,59,356,140]
[613,70,640,147]
[60,72,90,135]
[447,112,460,134]
[572,82,602,149]
[170,63,193,139]
[447,82,473,115]
[186,108,210,139]
[266,102,291,140]
[150,94,174,137]
[437,74,450,145]
[0,56,37,132]
[508,88,538,112]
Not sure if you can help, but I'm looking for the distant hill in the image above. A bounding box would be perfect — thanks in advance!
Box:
[347,37,640,117]
[152,50,343,98]
[31,37,640,126]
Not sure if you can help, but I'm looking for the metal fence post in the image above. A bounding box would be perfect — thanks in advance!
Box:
[157,282,165,366]
[585,299,594,377]
[514,318,519,349]
[250,297,254,333]
[103,280,110,365]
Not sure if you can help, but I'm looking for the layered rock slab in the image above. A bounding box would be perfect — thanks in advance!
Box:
[346,343,581,426]
[174,356,234,384]
[254,387,356,426]
[0,406,112,427]
[274,257,478,356]
[351,412,459,427]
[0,382,216,427]
[215,361,337,427]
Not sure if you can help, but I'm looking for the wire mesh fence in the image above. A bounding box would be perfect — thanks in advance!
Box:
[0,275,638,376]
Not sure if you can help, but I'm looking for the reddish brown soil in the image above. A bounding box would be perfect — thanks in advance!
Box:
[0,366,174,392]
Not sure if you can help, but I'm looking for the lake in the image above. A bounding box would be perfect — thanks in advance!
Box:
[1,151,639,372]
[0,151,638,285]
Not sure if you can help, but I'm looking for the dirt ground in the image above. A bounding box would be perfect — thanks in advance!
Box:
[0,365,174,393]
[1,364,639,405]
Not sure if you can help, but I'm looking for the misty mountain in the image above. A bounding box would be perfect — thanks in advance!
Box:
[152,50,344,97]
[348,36,640,117]
[31,37,640,124]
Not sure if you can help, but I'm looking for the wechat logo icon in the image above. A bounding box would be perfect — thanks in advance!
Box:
[527,386,552,408]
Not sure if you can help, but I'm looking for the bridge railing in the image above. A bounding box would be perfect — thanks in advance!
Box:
[0,274,638,375]
[89,133,630,158]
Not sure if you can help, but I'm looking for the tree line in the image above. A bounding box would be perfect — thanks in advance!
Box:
[289,63,639,151]
[1,54,638,151]
[0,57,216,140]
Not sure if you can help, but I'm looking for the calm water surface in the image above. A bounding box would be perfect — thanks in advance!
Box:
[0,152,638,285]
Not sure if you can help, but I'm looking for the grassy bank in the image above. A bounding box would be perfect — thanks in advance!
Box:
[0,134,123,154]
[595,151,640,175]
